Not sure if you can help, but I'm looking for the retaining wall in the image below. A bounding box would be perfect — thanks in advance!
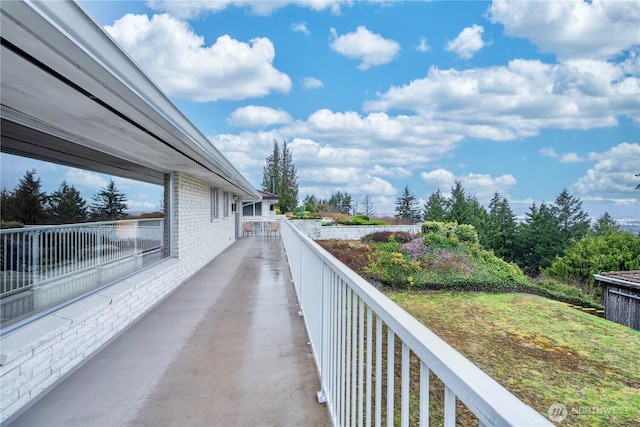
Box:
[291,220,421,240]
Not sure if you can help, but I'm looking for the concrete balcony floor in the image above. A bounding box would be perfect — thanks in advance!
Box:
[10,237,330,426]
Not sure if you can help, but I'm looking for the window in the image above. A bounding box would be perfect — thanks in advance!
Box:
[211,187,218,220]
[223,192,229,217]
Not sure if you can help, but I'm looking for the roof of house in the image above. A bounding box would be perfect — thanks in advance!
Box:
[1,0,259,200]
[593,270,640,291]
[258,191,280,201]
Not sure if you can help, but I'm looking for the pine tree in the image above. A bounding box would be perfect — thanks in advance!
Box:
[1,187,17,222]
[261,140,298,213]
[47,181,88,224]
[485,193,517,262]
[552,189,591,243]
[514,202,562,276]
[90,179,128,220]
[327,191,353,214]
[11,169,47,224]
[593,212,620,235]
[423,189,448,221]
[394,185,421,223]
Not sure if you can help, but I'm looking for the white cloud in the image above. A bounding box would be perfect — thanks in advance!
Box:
[489,0,640,60]
[417,37,431,53]
[301,77,324,89]
[147,1,351,18]
[559,153,584,163]
[572,142,640,196]
[291,22,310,35]
[227,106,292,128]
[421,168,517,203]
[65,168,109,192]
[445,24,486,59]
[364,59,638,140]
[372,165,413,179]
[539,147,557,158]
[330,26,401,70]
[105,14,291,102]
[539,147,585,163]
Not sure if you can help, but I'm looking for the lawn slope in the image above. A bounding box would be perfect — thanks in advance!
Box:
[388,291,640,427]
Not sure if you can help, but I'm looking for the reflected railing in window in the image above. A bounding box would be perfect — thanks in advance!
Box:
[1,219,164,329]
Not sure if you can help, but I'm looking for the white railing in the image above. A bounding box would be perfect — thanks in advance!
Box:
[241,216,282,237]
[1,219,164,298]
[280,219,552,426]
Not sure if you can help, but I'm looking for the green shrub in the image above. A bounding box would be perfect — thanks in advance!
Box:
[454,224,479,243]
[362,231,413,243]
[364,226,598,307]
[1,220,24,229]
[545,230,640,286]
[350,217,370,225]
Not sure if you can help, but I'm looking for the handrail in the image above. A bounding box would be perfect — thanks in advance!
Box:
[280,219,552,426]
[241,216,282,237]
[1,219,164,298]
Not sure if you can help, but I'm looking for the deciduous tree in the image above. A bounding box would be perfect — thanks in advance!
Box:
[359,194,376,218]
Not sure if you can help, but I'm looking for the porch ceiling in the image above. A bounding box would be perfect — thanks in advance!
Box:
[0,1,259,198]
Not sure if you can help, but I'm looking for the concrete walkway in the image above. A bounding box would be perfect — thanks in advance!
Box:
[10,238,330,427]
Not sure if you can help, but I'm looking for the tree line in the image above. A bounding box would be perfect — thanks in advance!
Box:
[262,142,637,284]
[395,181,633,278]
[1,169,129,226]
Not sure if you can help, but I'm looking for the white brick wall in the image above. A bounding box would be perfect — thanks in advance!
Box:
[0,172,238,424]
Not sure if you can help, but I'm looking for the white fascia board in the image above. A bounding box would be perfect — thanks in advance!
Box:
[2,0,259,199]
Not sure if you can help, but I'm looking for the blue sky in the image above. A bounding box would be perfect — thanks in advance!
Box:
[1,0,639,222]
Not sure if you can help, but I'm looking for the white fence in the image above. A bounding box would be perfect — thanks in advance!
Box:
[241,216,282,237]
[280,219,552,426]
[1,219,164,328]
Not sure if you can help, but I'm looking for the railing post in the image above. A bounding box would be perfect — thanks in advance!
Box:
[31,230,40,285]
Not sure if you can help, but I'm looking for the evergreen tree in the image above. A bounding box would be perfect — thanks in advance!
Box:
[11,169,47,224]
[394,185,421,223]
[546,230,640,287]
[423,189,448,221]
[90,179,128,220]
[47,181,88,224]
[447,180,473,224]
[328,191,353,214]
[592,212,620,235]
[552,189,590,243]
[1,187,17,222]
[485,193,518,261]
[261,140,299,213]
[443,181,488,239]
[514,202,562,276]
[302,194,319,212]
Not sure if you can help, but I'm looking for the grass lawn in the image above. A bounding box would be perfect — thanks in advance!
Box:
[387,291,640,427]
